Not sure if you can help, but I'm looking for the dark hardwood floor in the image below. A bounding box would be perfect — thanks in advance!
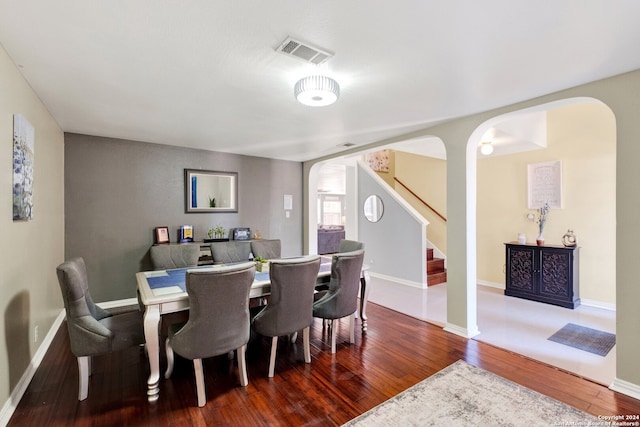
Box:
[8,303,640,426]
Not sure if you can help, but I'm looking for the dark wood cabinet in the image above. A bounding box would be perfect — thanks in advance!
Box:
[505,242,580,309]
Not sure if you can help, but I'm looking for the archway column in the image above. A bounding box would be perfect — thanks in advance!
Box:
[442,128,480,338]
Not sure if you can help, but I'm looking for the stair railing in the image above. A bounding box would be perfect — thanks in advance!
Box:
[393,177,447,223]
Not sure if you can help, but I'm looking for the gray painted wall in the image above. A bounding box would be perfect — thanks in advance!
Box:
[358,162,426,286]
[65,134,302,302]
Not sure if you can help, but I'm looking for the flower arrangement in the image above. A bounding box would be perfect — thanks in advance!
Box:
[207,225,226,239]
[536,202,550,234]
[254,255,269,272]
[214,225,226,238]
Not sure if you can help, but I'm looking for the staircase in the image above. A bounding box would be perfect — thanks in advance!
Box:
[427,248,447,286]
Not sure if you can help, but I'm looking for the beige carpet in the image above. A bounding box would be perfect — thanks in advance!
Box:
[343,360,595,426]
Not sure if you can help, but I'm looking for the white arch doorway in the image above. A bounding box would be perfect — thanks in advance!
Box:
[466,97,617,385]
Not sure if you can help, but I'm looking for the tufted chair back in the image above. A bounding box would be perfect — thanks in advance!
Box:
[339,239,364,253]
[150,244,200,270]
[250,239,282,260]
[210,241,251,264]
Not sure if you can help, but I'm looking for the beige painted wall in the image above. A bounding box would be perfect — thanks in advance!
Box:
[0,45,64,405]
[477,101,616,303]
[393,152,447,253]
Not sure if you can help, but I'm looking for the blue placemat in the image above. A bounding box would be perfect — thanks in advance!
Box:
[255,271,269,281]
[319,261,331,273]
[146,261,331,292]
[146,268,190,292]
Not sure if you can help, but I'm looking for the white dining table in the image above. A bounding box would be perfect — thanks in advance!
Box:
[136,259,370,402]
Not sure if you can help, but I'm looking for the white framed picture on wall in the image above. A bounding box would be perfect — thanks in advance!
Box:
[528,160,562,209]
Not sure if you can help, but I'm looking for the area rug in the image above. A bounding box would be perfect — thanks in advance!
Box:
[343,360,594,426]
[548,323,616,356]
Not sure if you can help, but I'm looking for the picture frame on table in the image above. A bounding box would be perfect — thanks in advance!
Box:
[233,227,251,240]
[179,225,194,243]
[154,226,170,244]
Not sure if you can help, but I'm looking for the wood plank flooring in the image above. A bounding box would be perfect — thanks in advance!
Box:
[8,303,640,426]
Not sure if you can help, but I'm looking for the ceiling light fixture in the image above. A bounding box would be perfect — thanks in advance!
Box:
[294,75,340,107]
[480,140,494,155]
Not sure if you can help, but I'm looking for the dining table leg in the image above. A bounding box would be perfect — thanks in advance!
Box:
[359,270,371,332]
[143,304,161,402]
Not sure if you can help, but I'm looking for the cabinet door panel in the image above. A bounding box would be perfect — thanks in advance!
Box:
[507,247,536,293]
[540,250,572,301]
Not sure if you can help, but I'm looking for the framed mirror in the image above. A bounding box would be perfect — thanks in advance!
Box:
[364,195,384,222]
[185,169,238,213]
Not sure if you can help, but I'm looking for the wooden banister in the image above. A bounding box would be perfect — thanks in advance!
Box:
[393,177,447,223]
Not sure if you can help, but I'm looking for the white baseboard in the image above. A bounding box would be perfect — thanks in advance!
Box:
[0,298,139,426]
[610,377,640,400]
[477,280,503,290]
[476,282,617,312]
[369,272,426,289]
[0,309,65,426]
[579,298,616,311]
[443,322,480,339]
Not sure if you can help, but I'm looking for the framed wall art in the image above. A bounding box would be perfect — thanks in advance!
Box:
[528,160,563,209]
[13,114,35,221]
[185,169,238,213]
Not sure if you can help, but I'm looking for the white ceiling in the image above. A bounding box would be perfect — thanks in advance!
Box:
[2,1,640,162]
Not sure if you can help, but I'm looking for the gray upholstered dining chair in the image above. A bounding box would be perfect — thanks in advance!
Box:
[252,255,321,377]
[56,257,145,401]
[210,241,251,264]
[164,262,256,407]
[315,239,364,298]
[312,249,365,354]
[150,244,200,270]
[250,239,282,260]
[144,244,201,317]
[339,239,364,253]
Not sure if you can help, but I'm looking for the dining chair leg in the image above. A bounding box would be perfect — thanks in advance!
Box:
[331,319,337,354]
[237,344,248,386]
[349,312,356,344]
[77,356,90,401]
[290,331,298,343]
[303,326,311,363]
[164,338,174,379]
[268,336,278,377]
[193,358,206,407]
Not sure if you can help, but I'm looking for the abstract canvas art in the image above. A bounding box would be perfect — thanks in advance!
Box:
[365,149,390,172]
[13,114,35,221]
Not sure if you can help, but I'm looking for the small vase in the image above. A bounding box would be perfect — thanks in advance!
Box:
[536,233,544,246]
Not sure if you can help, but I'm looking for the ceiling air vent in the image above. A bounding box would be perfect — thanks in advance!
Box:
[275,37,333,65]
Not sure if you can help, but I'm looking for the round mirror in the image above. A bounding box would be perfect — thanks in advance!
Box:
[364,195,384,222]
